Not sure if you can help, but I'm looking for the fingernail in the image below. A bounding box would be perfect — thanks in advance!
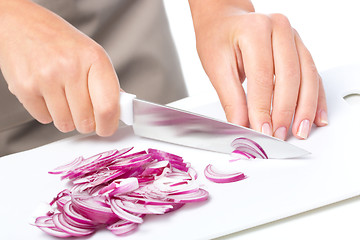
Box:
[320,110,328,125]
[261,123,272,136]
[297,119,310,139]
[274,126,287,140]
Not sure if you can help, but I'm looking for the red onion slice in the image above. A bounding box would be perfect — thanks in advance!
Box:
[166,188,209,203]
[71,195,118,225]
[116,200,173,214]
[231,137,268,159]
[52,213,95,237]
[109,199,144,223]
[34,147,208,237]
[38,226,73,238]
[62,201,94,226]
[99,177,139,197]
[204,164,247,183]
[48,156,84,174]
[107,219,138,236]
[34,216,56,228]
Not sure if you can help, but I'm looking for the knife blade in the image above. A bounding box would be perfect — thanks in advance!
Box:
[119,92,310,159]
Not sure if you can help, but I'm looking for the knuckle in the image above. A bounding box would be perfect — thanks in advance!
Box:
[278,67,300,82]
[36,62,59,80]
[97,126,117,137]
[247,13,272,31]
[252,72,274,88]
[86,44,107,62]
[96,102,118,120]
[38,53,81,83]
[248,106,271,121]
[254,107,271,117]
[273,107,294,120]
[37,116,53,125]
[270,13,291,28]
[7,83,19,96]
[77,118,95,134]
[55,120,75,133]
[17,80,37,97]
[58,55,80,75]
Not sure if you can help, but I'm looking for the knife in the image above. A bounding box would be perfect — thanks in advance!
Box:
[119,92,309,159]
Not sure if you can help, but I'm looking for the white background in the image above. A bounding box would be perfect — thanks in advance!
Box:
[163,0,360,239]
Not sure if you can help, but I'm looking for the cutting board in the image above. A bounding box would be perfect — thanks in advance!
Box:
[0,65,359,240]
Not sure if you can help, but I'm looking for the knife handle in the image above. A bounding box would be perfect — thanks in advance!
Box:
[119,91,136,125]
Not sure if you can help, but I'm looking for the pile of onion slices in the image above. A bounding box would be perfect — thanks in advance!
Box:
[33,147,208,237]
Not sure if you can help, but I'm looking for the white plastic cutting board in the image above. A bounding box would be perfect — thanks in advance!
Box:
[0,65,359,240]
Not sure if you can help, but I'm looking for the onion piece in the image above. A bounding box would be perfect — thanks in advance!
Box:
[48,156,84,174]
[231,137,268,159]
[109,199,144,223]
[34,147,208,237]
[204,164,247,183]
[99,177,139,197]
[71,195,118,225]
[34,216,56,228]
[107,219,138,236]
[166,189,209,203]
[38,226,72,238]
[52,213,95,237]
[62,201,94,226]
[115,200,173,214]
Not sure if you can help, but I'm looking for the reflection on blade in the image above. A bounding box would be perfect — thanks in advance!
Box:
[132,99,310,159]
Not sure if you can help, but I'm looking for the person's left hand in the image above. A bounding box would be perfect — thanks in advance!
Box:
[189,0,328,140]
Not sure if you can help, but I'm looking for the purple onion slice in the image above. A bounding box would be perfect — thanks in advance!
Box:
[204,164,247,183]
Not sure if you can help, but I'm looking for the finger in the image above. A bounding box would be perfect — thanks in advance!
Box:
[239,16,274,135]
[207,49,249,127]
[88,49,120,137]
[270,14,301,140]
[313,77,328,127]
[291,31,319,139]
[65,76,95,134]
[43,88,75,133]
[20,95,53,124]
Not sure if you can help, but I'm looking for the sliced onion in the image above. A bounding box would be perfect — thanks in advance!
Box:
[107,219,138,236]
[52,213,95,237]
[166,189,209,203]
[231,137,268,159]
[204,164,247,183]
[99,177,139,197]
[71,195,118,225]
[115,200,173,215]
[62,201,94,226]
[34,216,56,228]
[109,198,144,223]
[34,147,208,237]
[48,156,84,174]
[38,226,72,238]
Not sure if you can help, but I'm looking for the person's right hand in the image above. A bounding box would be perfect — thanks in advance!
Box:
[0,0,120,136]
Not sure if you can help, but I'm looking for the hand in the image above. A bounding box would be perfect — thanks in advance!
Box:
[189,0,328,140]
[0,0,120,136]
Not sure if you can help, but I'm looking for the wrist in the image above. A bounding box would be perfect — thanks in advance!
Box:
[188,0,255,31]
[189,0,255,13]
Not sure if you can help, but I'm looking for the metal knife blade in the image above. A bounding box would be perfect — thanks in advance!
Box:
[120,92,310,158]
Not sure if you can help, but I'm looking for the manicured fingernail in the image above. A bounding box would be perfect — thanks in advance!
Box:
[261,123,272,136]
[320,110,328,125]
[274,127,287,140]
[297,119,310,139]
